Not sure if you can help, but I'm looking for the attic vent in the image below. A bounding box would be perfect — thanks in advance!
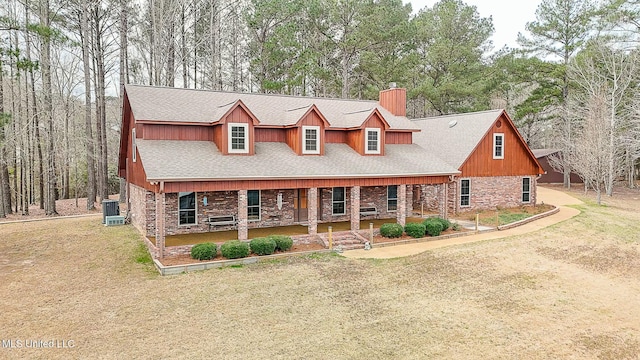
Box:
[448,120,458,128]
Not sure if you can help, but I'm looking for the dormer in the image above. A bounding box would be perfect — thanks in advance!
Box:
[285,105,330,156]
[346,108,390,156]
[212,100,260,155]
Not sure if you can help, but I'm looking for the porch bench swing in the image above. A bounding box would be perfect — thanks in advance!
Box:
[207,215,237,230]
[359,206,379,217]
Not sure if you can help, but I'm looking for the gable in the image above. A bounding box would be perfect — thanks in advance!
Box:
[460,112,544,177]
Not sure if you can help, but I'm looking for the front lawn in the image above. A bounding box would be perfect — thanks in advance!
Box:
[1,191,639,358]
[463,204,555,226]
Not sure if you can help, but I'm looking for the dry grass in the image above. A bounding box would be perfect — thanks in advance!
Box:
[2,187,640,359]
[460,203,556,226]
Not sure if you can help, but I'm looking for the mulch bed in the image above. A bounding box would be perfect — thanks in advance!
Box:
[160,242,326,266]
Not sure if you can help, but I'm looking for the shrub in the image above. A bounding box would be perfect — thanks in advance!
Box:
[268,235,293,252]
[404,223,426,238]
[423,218,443,237]
[221,240,250,259]
[250,237,277,256]
[451,222,462,231]
[380,223,403,238]
[434,217,451,231]
[190,242,217,260]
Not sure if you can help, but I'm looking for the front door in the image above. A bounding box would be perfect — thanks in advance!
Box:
[294,189,308,222]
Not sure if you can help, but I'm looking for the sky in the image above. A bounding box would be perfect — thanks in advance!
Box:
[408,0,544,51]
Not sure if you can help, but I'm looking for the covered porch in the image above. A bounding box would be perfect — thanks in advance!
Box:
[149,217,427,247]
[149,177,451,259]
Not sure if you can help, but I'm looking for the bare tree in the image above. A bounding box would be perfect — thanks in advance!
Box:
[569,40,637,196]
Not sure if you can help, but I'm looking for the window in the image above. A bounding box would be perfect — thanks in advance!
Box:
[178,192,196,225]
[248,190,260,221]
[228,123,249,153]
[522,177,531,203]
[132,128,136,162]
[332,187,345,215]
[302,126,320,154]
[365,128,381,154]
[493,133,504,159]
[387,185,398,212]
[460,179,470,207]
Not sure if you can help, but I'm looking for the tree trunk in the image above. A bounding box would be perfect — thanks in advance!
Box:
[81,0,96,210]
[0,60,8,217]
[119,0,128,204]
[40,0,57,215]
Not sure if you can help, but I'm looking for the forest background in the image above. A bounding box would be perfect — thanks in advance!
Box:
[0,0,638,216]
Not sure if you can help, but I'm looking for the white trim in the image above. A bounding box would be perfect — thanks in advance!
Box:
[332,187,346,215]
[247,189,261,222]
[387,185,398,212]
[302,125,320,154]
[460,178,471,208]
[228,123,249,154]
[522,177,531,203]
[178,191,197,226]
[132,128,137,162]
[493,133,504,159]
[364,128,381,154]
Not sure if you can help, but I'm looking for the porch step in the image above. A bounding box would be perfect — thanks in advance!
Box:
[318,231,366,251]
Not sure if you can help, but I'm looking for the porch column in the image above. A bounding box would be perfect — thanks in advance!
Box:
[442,182,449,219]
[237,190,248,241]
[307,187,318,235]
[154,192,165,259]
[406,185,413,217]
[350,186,360,230]
[396,184,406,226]
[439,183,447,219]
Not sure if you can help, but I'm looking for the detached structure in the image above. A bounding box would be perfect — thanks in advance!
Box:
[118,85,543,258]
[412,110,544,214]
[532,149,583,184]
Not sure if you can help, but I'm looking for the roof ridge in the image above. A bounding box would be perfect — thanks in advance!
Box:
[411,108,504,122]
[125,83,379,104]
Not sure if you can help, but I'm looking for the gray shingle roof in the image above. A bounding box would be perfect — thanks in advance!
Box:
[531,148,559,158]
[136,141,459,181]
[125,84,419,130]
[411,109,504,169]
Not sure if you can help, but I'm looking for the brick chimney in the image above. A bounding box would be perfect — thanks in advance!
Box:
[379,83,407,117]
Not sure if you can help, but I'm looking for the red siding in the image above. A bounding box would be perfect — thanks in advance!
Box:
[212,125,223,151]
[143,124,212,141]
[385,131,412,144]
[460,114,543,177]
[326,130,347,143]
[379,88,407,116]
[255,128,286,142]
[285,127,300,154]
[163,176,449,193]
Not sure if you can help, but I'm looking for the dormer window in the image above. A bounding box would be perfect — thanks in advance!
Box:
[228,123,249,154]
[365,128,381,154]
[493,133,504,159]
[302,126,320,154]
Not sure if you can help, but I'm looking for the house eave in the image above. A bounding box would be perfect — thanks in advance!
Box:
[146,171,461,183]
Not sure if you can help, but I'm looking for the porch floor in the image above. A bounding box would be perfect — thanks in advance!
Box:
[149,217,426,247]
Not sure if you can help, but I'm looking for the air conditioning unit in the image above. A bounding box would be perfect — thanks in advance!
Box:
[105,215,125,226]
[102,200,120,224]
